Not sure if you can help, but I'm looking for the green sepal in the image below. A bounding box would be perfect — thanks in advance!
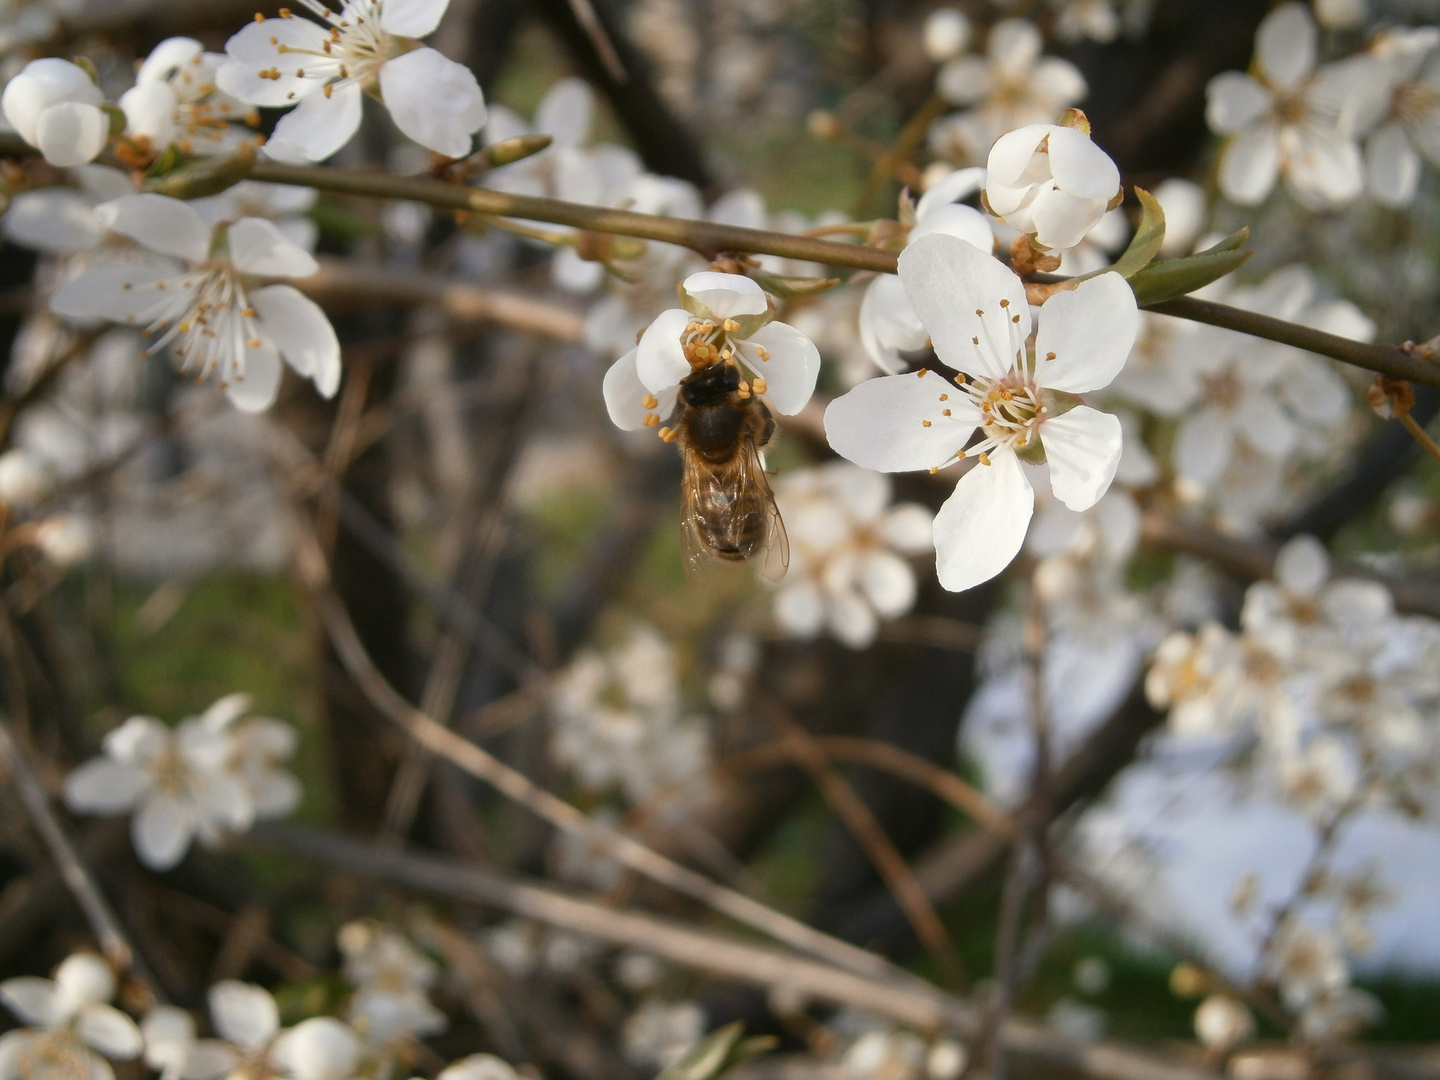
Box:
[102,105,127,139]
[1128,227,1253,306]
[657,1022,777,1080]
[1108,187,1166,279]
[74,57,100,85]
[145,143,185,179]
[143,143,257,200]
[752,272,842,298]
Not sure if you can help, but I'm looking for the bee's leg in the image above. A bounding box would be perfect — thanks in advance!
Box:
[756,403,777,448]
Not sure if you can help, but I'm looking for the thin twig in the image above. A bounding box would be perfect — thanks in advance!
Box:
[285,504,906,983]
[1399,413,1440,467]
[252,822,1226,1080]
[564,0,628,82]
[0,713,161,1002]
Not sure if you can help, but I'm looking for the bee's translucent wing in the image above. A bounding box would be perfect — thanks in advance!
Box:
[677,437,788,584]
[741,436,789,582]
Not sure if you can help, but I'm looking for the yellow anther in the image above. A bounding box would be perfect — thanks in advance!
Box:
[720,348,733,361]
[737,382,751,398]
[922,420,932,428]
[659,426,678,443]
[254,11,265,20]
[723,318,739,332]
[694,344,712,359]
[917,368,928,378]
[643,413,660,427]
[939,393,948,401]
[752,378,767,395]
[929,466,939,474]
[641,393,658,410]
[975,308,984,316]
[247,337,262,348]
[971,336,980,345]
[999,298,1010,308]
[1012,314,1021,324]
[756,346,770,361]
[979,452,992,465]
[942,409,952,416]
[1045,351,1056,361]
[279,6,291,14]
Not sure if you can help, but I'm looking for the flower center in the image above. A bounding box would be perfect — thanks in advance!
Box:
[1201,367,1242,407]
[267,0,390,100]
[17,1029,92,1079]
[1273,90,1309,127]
[1393,80,1440,127]
[133,264,264,389]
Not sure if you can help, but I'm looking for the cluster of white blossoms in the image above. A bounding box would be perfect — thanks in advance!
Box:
[62,693,301,870]
[0,926,496,1080]
[1207,3,1440,209]
[549,623,711,805]
[771,463,934,649]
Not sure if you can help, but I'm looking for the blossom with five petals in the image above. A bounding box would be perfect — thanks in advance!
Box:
[825,233,1137,593]
[0,952,144,1080]
[602,272,821,434]
[49,193,338,412]
[120,37,256,157]
[1205,3,1366,208]
[1339,27,1440,208]
[217,0,486,162]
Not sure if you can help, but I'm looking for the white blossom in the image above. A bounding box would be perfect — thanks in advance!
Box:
[603,271,821,434]
[621,1000,704,1070]
[3,165,133,256]
[337,921,446,1045]
[217,0,486,163]
[437,1055,521,1080]
[826,233,1137,593]
[1341,27,1440,208]
[1193,995,1255,1050]
[271,1017,363,1080]
[50,193,338,413]
[120,37,255,157]
[984,122,1121,251]
[772,463,934,649]
[923,8,970,63]
[1,57,109,166]
[0,952,143,1080]
[1205,3,1367,208]
[0,447,52,508]
[928,19,1087,167]
[142,1005,237,1080]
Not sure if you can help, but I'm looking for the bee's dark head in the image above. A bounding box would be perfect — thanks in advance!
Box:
[680,361,740,406]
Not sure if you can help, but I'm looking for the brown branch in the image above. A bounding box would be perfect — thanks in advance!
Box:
[253,822,1226,1080]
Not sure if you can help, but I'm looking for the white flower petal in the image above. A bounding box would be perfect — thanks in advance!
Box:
[986,124,1056,194]
[1234,392,1297,457]
[774,579,825,638]
[216,19,331,107]
[936,56,990,105]
[1274,535,1329,596]
[1041,405,1121,511]
[55,955,115,1012]
[0,978,62,1026]
[379,47,486,159]
[535,77,594,148]
[879,504,935,554]
[97,194,210,262]
[1219,123,1281,205]
[1034,272,1137,393]
[272,1017,360,1080]
[4,190,104,254]
[250,770,302,818]
[1205,72,1270,133]
[262,86,363,164]
[225,341,283,413]
[50,265,181,324]
[63,759,149,814]
[827,588,879,649]
[0,1032,39,1080]
[379,0,451,37]
[858,550,917,618]
[208,982,278,1053]
[1174,408,1234,487]
[102,718,169,765]
[1284,126,1364,208]
[198,693,251,732]
[142,1004,194,1070]
[119,83,177,146]
[989,18,1042,73]
[228,219,318,278]
[1029,188,1109,251]
[860,274,927,374]
[249,284,339,396]
[933,451,1033,592]
[78,1004,143,1060]
[681,271,768,318]
[1257,3,1316,91]
[35,102,110,167]
[909,203,994,251]
[2,59,103,144]
[132,793,195,870]
[1046,127,1121,201]
[745,321,820,415]
[136,37,204,85]
[635,308,692,394]
[604,349,676,430]
[181,1042,240,1080]
[915,166,986,219]
[899,232,1030,380]
[825,372,977,472]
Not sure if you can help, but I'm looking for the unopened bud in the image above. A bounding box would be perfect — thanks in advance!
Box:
[1368,375,1414,419]
[923,8,971,62]
[0,449,51,508]
[34,514,95,567]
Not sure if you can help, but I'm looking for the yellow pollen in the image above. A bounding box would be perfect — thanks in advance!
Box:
[279,6,291,14]
[979,452,992,465]
[323,84,333,98]
[975,308,984,316]
[254,11,264,21]
[756,346,770,361]
[720,348,733,360]
[641,393,658,410]
[241,307,256,318]
[929,466,939,474]
[999,299,1010,308]
[942,409,951,416]
[737,382,751,398]
[723,318,739,332]
[1045,351,1056,361]
[922,419,932,427]
[643,413,660,427]
[939,394,948,400]
[659,426,677,442]
[1011,315,1020,324]
[917,368,928,378]
[694,344,712,359]
[971,336,980,345]
[752,378,767,394]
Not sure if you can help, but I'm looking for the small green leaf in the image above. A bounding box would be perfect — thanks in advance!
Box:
[752,272,842,298]
[102,104,127,139]
[1109,187,1166,280]
[481,134,553,169]
[143,144,257,199]
[1128,246,1253,306]
[658,1023,777,1080]
[74,56,100,85]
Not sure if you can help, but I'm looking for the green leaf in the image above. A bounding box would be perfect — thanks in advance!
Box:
[1108,187,1166,280]
[143,144,257,200]
[1128,241,1253,306]
[752,272,842,298]
[657,1023,777,1080]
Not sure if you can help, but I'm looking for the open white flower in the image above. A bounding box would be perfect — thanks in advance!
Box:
[1340,27,1440,208]
[338,921,446,1045]
[985,123,1121,251]
[49,193,338,412]
[438,1055,521,1080]
[204,980,288,1076]
[62,699,256,870]
[1205,3,1366,208]
[120,37,256,157]
[772,464,934,649]
[272,1017,363,1080]
[602,272,821,433]
[825,233,1137,593]
[622,1000,704,1070]
[928,19,1087,167]
[142,1005,237,1080]
[217,0,486,162]
[1,57,110,167]
[0,952,144,1080]
[3,165,133,256]
[860,167,994,374]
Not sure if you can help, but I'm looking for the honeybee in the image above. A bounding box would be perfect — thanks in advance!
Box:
[667,359,789,581]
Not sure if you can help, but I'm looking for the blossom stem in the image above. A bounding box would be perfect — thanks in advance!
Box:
[1398,413,1440,467]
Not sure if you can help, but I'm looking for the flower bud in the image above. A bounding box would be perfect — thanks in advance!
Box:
[985,120,1121,251]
